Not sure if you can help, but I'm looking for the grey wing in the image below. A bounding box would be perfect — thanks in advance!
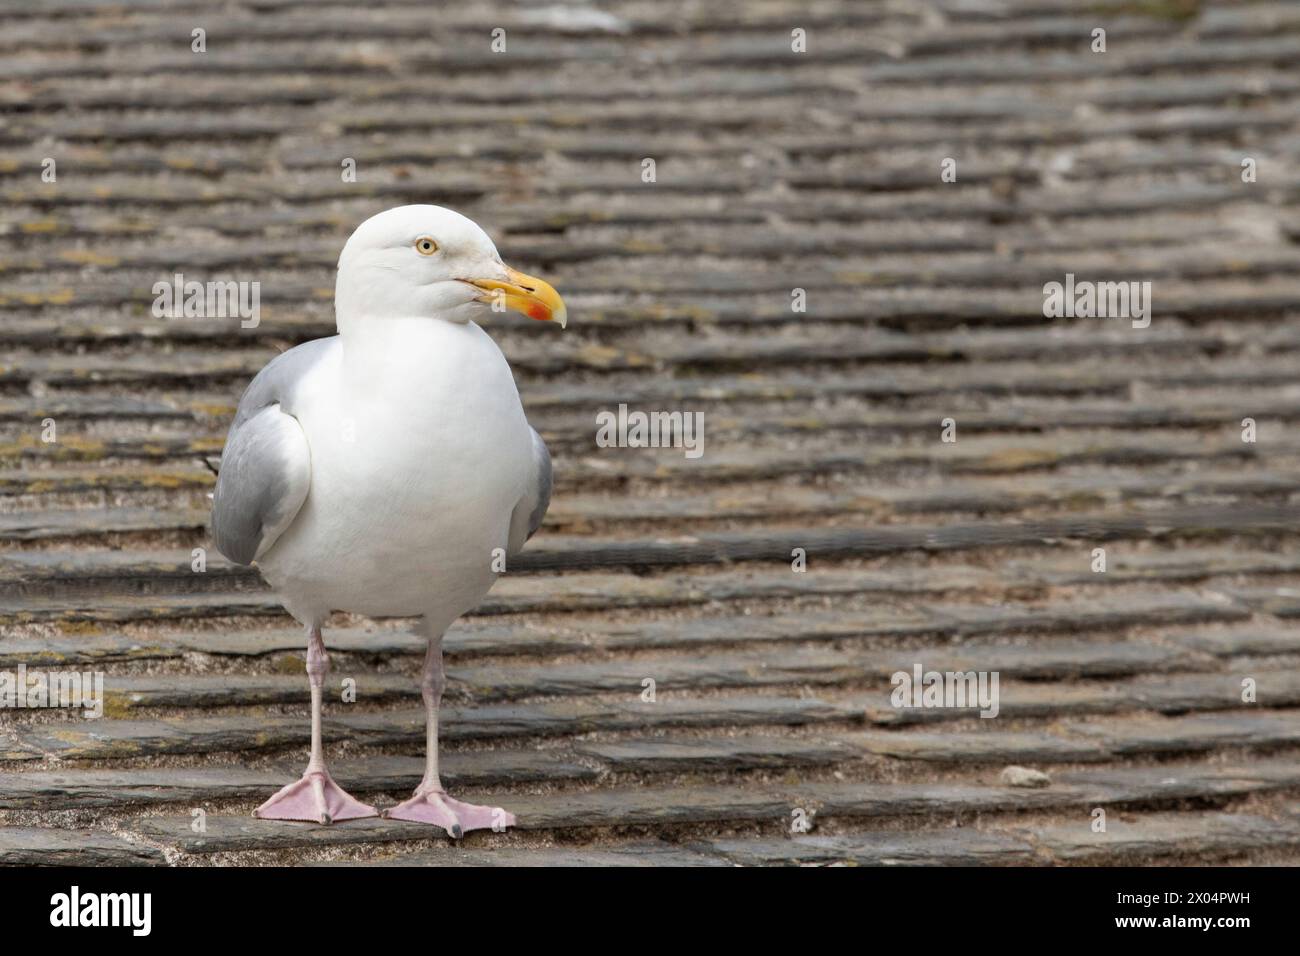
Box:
[211,339,332,565]
[507,427,553,557]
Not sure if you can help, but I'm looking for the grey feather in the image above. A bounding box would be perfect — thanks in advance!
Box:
[508,427,552,556]
[211,338,333,564]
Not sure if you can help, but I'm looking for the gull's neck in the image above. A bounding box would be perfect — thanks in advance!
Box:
[338,316,475,374]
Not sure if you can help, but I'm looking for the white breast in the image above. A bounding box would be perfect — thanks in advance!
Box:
[258,319,533,626]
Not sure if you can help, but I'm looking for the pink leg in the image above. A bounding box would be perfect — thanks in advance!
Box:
[384,629,515,838]
[254,624,377,825]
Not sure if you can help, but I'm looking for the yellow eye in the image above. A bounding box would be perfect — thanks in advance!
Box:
[415,237,438,256]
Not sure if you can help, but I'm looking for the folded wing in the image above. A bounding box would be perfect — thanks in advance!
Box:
[211,340,332,564]
[507,427,553,557]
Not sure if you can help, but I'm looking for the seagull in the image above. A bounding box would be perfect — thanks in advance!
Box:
[210,205,564,836]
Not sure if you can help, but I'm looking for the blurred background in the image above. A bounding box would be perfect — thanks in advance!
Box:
[2,0,1300,866]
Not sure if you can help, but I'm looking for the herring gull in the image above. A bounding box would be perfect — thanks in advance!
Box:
[211,204,565,836]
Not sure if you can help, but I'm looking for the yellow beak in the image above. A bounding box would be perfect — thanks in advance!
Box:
[464,266,567,328]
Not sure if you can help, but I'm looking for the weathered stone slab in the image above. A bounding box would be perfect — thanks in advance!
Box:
[519,356,1300,409]
[845,730,1108,764]
[0,730,41,761]
[336,700,630,745]
[102,673,422,711]
[575,736,854,774]
[0,592,286,626]
[16,715,327,760]
[132,815,444,855]
[0,826,165,866]
[1224,587,1300,618]
[859,679,1129,725]
[699,830,1040,867]
[1011,549,1300,590]
[7,587,1229,664]
[1133,670,1300,714]
[0,505,208,542]
[11,694,855,759]
[128,758,1300,854]
[510,507,1297,571]
[860,670,1300,725]
[452,650,869,700]
[0,766,279,811]
[333,751,598,793]
[4,557,959,633]
[451,641,1198,702]
[324,843,732,867]
[482,566,988,614]
[0,752,596,810]
[846,711,1300,764]
[1052,759,1300,804]
[0,589,1263,668]
[0,622,565,666]
[7,642,1213,753]
[124,787,937,853]
[585,608,939,652]
[1062,712,1300,755]
[0,633,182,668]
[934,594,1245,637]
[1165,628,1300,658]
[169,627,429,658]
[794,780,1078,818]
[1025,812,1300,863]
[605,695,852,731]
[345,694,854,742]
[130,785,797,852]
[876,640,1199,680]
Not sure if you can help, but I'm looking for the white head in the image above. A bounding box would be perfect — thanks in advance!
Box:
[334,204,566,333]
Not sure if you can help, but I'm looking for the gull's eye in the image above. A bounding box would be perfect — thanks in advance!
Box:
[415,237,438,256]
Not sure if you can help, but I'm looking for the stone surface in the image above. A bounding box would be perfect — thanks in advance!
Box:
[127,759,1300,856]
[0,753,597,810]
[3,0,1299,868]
[1000,766,1053,789]
[853,732,1101,764]
[326,843,733,867]
[575,736,854,773]
[0,826,165,866]
[1061,712,1300,755]
[699,830,1040,867]
[1025,813,1300,863]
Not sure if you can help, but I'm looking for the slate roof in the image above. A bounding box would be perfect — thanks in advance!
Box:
[2,0,1300,866]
